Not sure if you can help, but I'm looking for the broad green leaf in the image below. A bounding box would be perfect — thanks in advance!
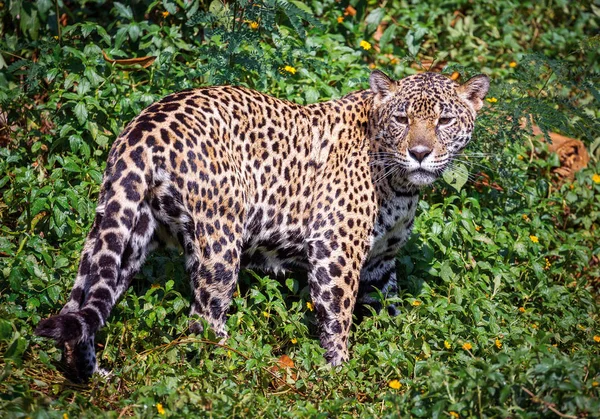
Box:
[442,164,469,192]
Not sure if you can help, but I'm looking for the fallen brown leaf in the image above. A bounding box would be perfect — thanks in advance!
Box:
[102,51,156,69]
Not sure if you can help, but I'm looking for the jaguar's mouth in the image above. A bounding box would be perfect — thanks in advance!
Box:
[407,168,438,186]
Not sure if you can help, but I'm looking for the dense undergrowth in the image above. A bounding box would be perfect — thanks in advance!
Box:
[1,0,600,417]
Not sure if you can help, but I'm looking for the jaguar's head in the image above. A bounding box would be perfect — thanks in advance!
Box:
[368,71,489,187]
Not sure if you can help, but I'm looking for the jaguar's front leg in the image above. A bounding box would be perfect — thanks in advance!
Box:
[307,234,371,365]
[308,263,360,365]
[357,255,399,317]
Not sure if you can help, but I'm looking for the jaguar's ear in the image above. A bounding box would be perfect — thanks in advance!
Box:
[457,74,490,112]
[370,70,396,98]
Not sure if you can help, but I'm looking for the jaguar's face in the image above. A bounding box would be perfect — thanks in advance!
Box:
[369,71,490,187]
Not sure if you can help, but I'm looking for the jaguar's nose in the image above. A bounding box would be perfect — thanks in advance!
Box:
[408,145,432,163]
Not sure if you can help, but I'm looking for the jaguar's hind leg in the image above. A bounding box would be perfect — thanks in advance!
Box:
[149,178,244,338]
[186,225,243,338]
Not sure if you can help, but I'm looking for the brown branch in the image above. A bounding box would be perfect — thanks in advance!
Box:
[521,386,579,419]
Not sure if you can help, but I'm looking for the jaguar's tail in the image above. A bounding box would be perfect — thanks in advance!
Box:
[36,144,154,346]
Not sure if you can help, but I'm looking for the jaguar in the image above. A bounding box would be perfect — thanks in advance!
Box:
[36,70,489,382]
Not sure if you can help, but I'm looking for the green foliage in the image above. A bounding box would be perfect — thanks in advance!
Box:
[1,0,599,417]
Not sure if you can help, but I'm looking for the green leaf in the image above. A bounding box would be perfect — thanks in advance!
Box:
[442,164,469,192]
[379,25,396,49]
[114,2,134,20]
[365,8,385,33]
[74,102,88,125]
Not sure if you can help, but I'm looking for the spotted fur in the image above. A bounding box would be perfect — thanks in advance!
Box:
[36,71,489,381]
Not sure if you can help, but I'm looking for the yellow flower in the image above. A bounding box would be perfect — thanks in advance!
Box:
[522,214,529,220]
[592,174,600,183]
[449,411,460,418]
[389,379,402,389]
[531,323,538,329]
[161,11,169,18]
[156,403,165,415]
[390,58,399,65]
[369,63,377,69]
[359,40,372,50]
[529,235,539,243]
[475,225,481,231]
[291,338,297,344]
[594,335,600,343]
[262,311,270,318]
[517,155,524,160]
[306,301,314,311]
[509,61,517,68]
[282,65,297,75]
[412,300,422,306]
[54,36,59,40]
[249,21,259,30]
[495,339,502,349]
[592,381,599,387]
[519,306,525,313]
[227,350,232,357]
[462,342,472,351]
[544,258,551,270]
[444,340,451,349]
[63,414,69,419]
[337,16,344,23]
[486,97,498,103]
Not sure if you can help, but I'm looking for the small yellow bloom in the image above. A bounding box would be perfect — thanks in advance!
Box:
[592,174,600,184]
[306,301,314,311]
[54,36,59,40]
[390,58,399,65]
[531,323,538,329]
[359,40,372,51]
[412,300,422,306]
[282,65,297,75]
[161,11,169,18]
[475,225,481,231]
[156,403,166,415]
[462,342,472,351]
[389,379,402,389]
[444,340,451,349]
[262,311,270,318]
[63,414,69,419]
[529,235,539,243]
[449,411,459,418]
[592,381,599,387]
[522,214,529,220]
[519,306,525,313]
[227,350,232,357]
[249,21,259,30]
[369,63,377,69]
[495,338,502,349]
[593,335,600,343]
[291,338,297,344]
[544,258,551,270]
[486,97,498,103]
[337,16,344,23]
[509,61,517,68]
[517,155,524,160]
[569,183,575,189]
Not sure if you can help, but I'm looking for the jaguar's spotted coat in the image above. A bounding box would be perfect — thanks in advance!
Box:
[36,71,489,381]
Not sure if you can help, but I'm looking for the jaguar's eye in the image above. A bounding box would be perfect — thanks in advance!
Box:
[438,117,454,126]
[396,115,409,125]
